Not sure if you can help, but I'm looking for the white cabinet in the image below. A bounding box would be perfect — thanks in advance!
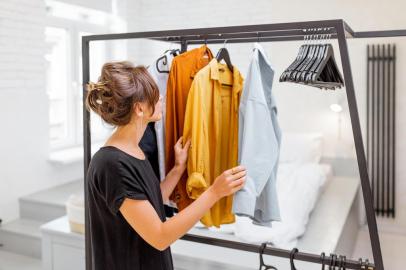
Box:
[41,216,85,270]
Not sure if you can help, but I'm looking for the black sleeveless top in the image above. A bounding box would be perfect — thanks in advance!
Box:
[86,146,174,270]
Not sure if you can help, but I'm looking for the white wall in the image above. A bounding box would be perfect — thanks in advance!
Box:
[126,0,406,232]
[0,0,83,222]
[0,0,131,223]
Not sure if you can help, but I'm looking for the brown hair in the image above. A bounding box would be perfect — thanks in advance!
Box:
[85,61,159,126]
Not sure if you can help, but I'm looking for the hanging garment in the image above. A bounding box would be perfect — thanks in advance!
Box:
[183,58,244,227]
[232,43,282,227]
[139,123,160,179]
[147,51,176,181]
[165,45,213,211]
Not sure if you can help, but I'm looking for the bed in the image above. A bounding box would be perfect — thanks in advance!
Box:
[170,132,361,269]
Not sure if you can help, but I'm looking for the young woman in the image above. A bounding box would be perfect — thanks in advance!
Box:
[85,61,246,270]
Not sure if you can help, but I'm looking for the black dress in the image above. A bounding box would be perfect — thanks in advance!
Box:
[86,146,174,270]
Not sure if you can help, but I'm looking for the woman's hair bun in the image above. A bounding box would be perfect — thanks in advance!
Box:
[85,61,159,126]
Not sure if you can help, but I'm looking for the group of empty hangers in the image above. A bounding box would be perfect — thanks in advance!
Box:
[258,243,373,270]
[279,27,344,90]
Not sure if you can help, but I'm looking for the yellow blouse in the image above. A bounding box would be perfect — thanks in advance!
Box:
[183,58,244,227]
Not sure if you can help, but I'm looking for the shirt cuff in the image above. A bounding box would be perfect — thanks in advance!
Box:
[231,189,256,217]
[186,172,208,199]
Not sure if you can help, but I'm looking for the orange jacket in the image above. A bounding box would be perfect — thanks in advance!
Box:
[165,45,213,210]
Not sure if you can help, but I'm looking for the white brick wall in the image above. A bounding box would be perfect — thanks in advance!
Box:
[0,0,85,223]
[0,0,46,91]
[0,0,130,223]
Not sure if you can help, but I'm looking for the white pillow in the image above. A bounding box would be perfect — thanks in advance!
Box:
[279,132,323,163]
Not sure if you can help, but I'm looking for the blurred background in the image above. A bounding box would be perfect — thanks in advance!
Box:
[0,0,405,269]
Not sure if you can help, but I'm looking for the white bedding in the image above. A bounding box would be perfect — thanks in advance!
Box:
[201,162,331,249]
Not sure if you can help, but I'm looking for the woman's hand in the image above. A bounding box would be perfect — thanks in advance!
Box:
[208,165,247,200]
[174,136,191,171]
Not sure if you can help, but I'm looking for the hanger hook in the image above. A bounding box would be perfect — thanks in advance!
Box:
[314,31,318,43]
[290,248,298,270]
[338,255,343,270]
[259,242,266,267]
[365,259,370,270]
[257,32,260,43]
[303,30,307,44]
[341,256,346,270]
[329,254,336,270]
[311,28,316,43]
[359,258,364,270]
[223,38,228,48]
[320,252,326,270]
[303,28,307,43]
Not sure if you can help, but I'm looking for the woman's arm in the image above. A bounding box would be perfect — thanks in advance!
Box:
[119,165,246,251]
[160,137,190,202]
[160,164,185,203]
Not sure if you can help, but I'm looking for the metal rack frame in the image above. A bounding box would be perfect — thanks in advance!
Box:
[82,19,403,270]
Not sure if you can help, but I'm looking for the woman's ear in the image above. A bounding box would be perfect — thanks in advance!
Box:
[133,102,144,117]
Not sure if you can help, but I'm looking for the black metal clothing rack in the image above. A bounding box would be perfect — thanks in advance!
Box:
[82,19,404,270]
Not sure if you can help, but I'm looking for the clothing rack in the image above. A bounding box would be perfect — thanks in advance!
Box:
[82,19,404,270]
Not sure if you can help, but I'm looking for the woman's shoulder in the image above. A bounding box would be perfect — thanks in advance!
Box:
[88,146,131,177]
[89,146,147,176]
[91,146,124,167]
[87,147,140,188]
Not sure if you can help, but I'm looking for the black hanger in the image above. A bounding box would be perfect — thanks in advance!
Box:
[288,45,308,81]
[358,258,364,270]
[305,43,326,83]
[329,254,337,270]
[216,40,233,72]
[302,35,327,83]
[364,259,370,270]
[290,248,298,270]
[280,29,314,82]
[289,31,318,81]
[279,44,306,81]
[341,256,346,270]
[309,44,344,89]
[155,49,180,73]
[320,252,326,270]
[305,31,330,83]
[293,35,320,82]
[258,243,278,270]
[164,48,180,56]
[337,256,343,270]
[337,255,346,270]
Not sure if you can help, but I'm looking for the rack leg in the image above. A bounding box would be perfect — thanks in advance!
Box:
[335,21,385,270]
[82,38,92,270]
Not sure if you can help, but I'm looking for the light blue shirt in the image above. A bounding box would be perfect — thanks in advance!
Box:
[232,43,282,227]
